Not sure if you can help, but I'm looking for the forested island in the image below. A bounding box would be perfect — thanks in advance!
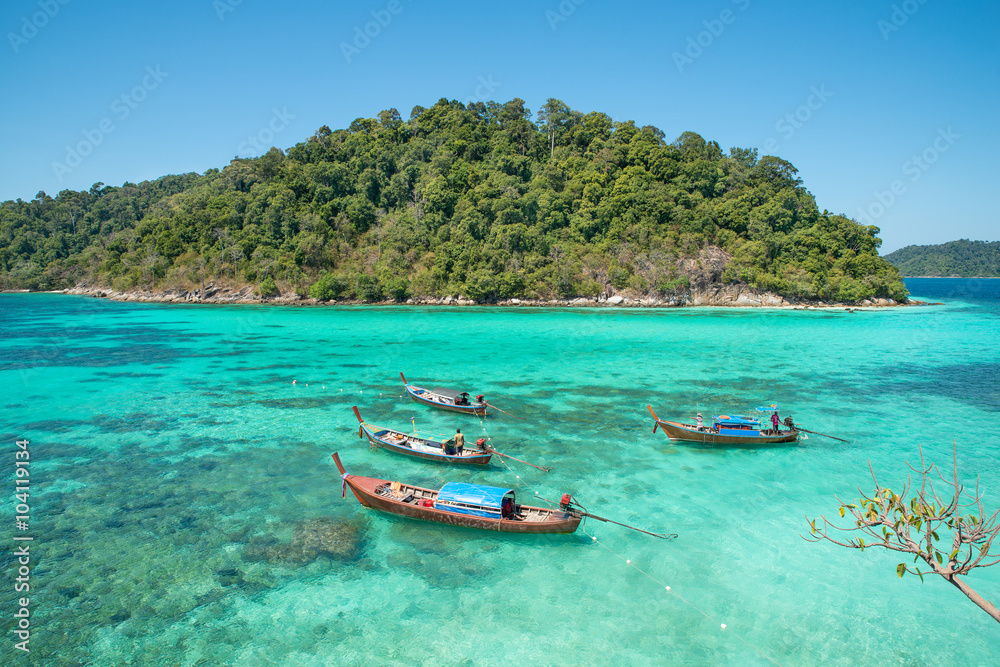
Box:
[0,98,907,305]
[884,240,1000,278]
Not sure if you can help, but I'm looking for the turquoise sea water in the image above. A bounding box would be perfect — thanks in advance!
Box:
[2,279,998,666]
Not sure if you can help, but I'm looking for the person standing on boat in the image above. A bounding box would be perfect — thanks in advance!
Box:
[696,413,704,431]
[453,428,464,455]
[771,411,781,434]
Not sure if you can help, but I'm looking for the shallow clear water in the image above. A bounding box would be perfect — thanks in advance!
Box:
[1,280,998,665]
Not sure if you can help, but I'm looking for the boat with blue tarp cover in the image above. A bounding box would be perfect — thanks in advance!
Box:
[331,453,581,534]
[435,482,511,518]
[647,404,800,445]
[352,407,492,465]
[400,372,491,416]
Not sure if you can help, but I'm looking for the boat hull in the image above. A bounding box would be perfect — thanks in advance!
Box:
[404,384,489,416]
[656,420,799,445]
[343,473,581,534]
[361,424,492,465]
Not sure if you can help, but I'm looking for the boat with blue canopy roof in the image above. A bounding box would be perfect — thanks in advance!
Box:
[331,453,581,534]
[647,404,800,445]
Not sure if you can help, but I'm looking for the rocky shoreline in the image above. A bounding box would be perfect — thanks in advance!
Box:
[59,283,911,309]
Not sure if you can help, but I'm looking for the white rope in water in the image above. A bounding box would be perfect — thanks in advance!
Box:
[470,417,782,665]
[580,526,783,666]
[477,415,536,494]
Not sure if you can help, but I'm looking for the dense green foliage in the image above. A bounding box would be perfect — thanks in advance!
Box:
[884,240,1000,277]
[0,98,907,302]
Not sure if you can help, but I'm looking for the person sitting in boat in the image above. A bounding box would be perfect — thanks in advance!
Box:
[455,394,469,406]
[501,497,516,519]
[770,411,781,435]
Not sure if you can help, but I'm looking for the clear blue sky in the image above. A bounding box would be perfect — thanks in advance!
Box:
[1,0,997,253]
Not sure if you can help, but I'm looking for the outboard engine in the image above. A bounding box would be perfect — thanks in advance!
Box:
[475,394,485,403]
[560,493,573,511]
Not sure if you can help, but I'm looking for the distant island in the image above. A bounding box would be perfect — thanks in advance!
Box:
[884,240,1000,277]
[0,98,907,305]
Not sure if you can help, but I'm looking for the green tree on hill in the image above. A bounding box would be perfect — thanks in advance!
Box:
[884,240,1000,277]
[0,98,906,303]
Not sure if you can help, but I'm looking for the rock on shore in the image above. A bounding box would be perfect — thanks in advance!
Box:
[59,244,908,309]
[63,282,902,309]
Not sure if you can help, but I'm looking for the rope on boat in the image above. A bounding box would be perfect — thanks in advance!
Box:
[485,426,781,663]
[472,409,778,661]
[477,415,538,495]
[581,525,784,666]
[474,416,777,661]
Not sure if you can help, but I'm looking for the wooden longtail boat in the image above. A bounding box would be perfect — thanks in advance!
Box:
[647,405,800,445]
[352,406,492,465]
[400,372,490,416]
[331,453,581,534]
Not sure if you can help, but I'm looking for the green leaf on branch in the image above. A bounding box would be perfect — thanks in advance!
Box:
[897,563,906,578]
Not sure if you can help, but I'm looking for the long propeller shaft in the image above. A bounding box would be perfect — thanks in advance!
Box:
[485,402,522,419]
[484,446,551,472]
[580,511,676,539]
[794,426,849,443]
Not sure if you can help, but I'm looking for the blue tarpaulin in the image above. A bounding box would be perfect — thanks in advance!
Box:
[436,482,512,518]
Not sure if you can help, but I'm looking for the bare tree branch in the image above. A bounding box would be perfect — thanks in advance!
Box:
[805,443,1000,623]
